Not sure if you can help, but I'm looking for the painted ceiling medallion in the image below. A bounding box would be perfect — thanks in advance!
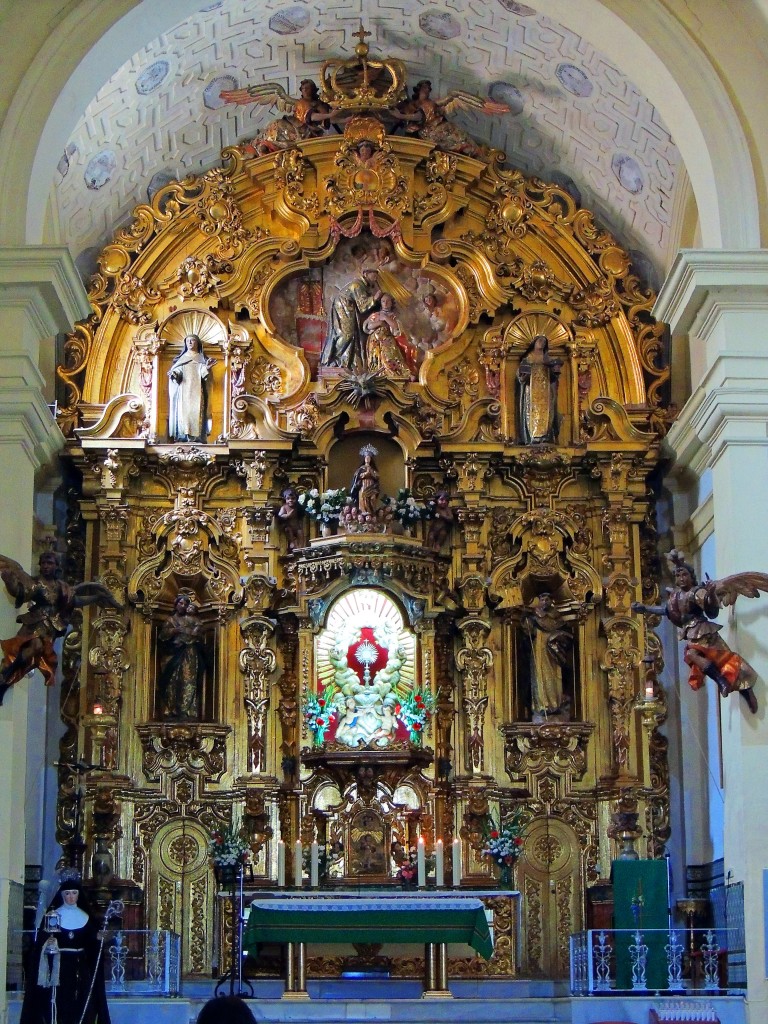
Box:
[136,59,170,95]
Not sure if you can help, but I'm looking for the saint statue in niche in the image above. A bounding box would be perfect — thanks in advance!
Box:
[521,593,572,721]
[320,267,382,371]
[157,594,208,721]
[517,334,562,444]
[167,334,216,442]
[349,445,380,515]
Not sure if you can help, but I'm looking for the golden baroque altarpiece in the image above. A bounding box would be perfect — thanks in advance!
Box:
[53,36,672,981]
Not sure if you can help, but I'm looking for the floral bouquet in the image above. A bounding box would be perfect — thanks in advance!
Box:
[304,682,336,744]
[302,840,344,881]
[482,813,524,886]
[208,824,250,869]
[395,688,436,745]
[391,842,436,885]
[298,488,348,526]
[387,488,424,530]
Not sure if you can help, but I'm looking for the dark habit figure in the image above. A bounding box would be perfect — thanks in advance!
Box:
[20,879,112,1024]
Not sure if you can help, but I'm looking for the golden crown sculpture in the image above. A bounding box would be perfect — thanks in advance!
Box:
[319,24,407,114]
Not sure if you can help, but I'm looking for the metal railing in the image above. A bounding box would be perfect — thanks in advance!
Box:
[17,928,180,996]
[570,927,743,995]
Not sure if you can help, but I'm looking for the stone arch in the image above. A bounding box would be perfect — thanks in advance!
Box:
[0,0,761,252]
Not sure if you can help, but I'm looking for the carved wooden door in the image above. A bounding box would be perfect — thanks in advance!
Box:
[516,816,582,977]
[149,820,215,977]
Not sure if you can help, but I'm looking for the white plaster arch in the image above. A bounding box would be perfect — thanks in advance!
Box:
[0,0,760,251]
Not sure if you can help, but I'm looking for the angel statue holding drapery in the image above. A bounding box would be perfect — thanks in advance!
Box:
[631,549,768,714]
[399,80,509,158]
[0,551,122,705]
[220,78,331,154]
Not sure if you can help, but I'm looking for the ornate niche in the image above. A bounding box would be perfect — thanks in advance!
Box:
[301,588,434,884]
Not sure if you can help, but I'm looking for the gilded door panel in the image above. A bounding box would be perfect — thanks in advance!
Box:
[517,816,582,977]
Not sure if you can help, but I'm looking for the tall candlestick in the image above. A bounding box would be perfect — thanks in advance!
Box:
[417,836,426,888]
[452,838,461,887]
[435,839,444,888]
[277,840,286,888]
[294,840,303,888]
[310,841,319,887]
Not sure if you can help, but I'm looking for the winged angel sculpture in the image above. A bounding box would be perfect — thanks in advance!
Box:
[221,74,509,158]
[631,549,768,714]
[0,551,122,705]
[220,78,331,153]
[400,80,509,158]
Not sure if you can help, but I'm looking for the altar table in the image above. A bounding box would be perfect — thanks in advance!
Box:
[243,894,494,999]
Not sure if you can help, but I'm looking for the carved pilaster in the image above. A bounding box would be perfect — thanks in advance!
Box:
[239,615,278,773]
[87,612,129,716]
[456,616,493,774]
[600,619,642,775]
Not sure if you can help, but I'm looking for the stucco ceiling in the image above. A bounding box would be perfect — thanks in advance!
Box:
[52,0,684,293]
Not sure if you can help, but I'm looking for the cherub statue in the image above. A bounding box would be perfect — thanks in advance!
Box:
[220,78,331,153]
[631,549,768,714]
[424,490,454,553]
[399,80,509,158]
[275,487,305,552]
[0,551,122,705]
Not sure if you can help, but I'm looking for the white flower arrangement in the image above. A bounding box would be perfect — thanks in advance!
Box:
[298,488,348,525]
[482,813,524,867]
[208,824,250,868]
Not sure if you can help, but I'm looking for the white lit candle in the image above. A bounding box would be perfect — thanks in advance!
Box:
[417,836,426,888]
[435,839,444,888]
[310,841,319,887]
[294,840,303,888]
[277,840,285,888]
[644,682,655,701]
[452,839,461,887]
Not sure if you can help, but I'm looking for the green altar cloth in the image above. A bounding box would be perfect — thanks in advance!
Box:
[612,860,669,989]
[243,895,494,961]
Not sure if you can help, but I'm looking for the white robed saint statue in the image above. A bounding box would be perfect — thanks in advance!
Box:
[168,334,216,442]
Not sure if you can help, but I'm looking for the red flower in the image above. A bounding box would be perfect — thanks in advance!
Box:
[490,830,499,839]
[415,696,424,706]
[316,718,325,726]
[216,837,223,845]
[318,699,326,707]
[394,704,401,714]
[413,722,422,731]
[514,837,523,846]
